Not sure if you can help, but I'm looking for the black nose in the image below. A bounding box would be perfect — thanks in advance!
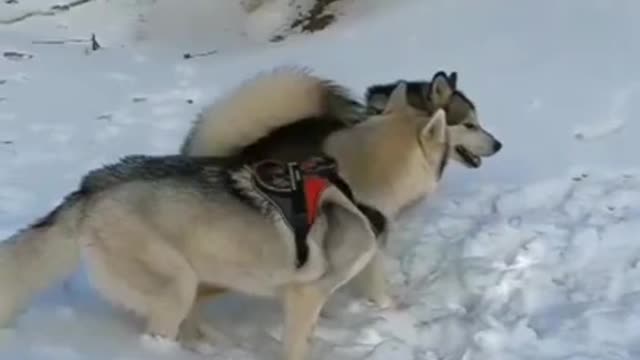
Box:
[493,140,502,153]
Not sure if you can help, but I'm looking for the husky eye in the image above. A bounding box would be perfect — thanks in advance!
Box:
[463,123,477,130]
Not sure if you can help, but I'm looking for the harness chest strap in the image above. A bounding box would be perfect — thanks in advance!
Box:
[249,156,385,269]
[250,158,335,268]
[303,176,330,225]
[288,164,331,269]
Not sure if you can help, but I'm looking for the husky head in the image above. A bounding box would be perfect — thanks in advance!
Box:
[366,71,502,169]
[382,82,450,181]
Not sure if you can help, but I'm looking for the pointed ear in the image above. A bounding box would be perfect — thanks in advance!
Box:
[448,72,458,89]
[382,81,408,114]
[367,93,389,113]
[420,109,447,143]
[429,72,454,107]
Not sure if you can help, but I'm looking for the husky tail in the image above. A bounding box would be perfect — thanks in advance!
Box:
[180,66,365,157]
[0,191,84,327]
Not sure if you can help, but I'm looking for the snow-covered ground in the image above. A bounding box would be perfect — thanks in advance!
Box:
[2,0,640,359]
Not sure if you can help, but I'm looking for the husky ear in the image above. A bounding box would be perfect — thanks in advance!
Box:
[448,72,458,89]
[367,93,389,113]
[420,109,447,143]
[430,72,454,107]
[382,81,408,114]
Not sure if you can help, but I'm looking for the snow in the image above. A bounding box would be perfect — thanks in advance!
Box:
[1,0,640,359]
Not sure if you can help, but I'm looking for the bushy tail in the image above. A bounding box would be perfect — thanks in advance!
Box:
[0,192,83,327]
[180,66,365,157]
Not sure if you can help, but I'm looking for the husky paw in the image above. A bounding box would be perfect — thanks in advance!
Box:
[181,339,217,355]
[178,321,232,353]
[140,333,181,354]
[368,293,396,311]
[319,303,345,319]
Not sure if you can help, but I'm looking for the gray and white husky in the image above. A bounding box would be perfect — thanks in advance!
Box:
[365,71,502,168]
[0,154,383,360]
[180,67,457,308]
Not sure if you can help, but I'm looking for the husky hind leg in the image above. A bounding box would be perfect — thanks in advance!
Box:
[178,284,228,343]
[143,247,198,340]
[177,286,235,349]
[83,221,198,340]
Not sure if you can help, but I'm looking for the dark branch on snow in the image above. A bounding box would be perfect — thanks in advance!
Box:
[183,49,218,60]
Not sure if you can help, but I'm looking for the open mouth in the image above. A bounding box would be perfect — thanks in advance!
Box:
[455,145,482,168]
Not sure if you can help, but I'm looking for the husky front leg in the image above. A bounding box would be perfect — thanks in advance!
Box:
[352,249,393,309]
[281,198,378,358]
[350,224,393,309]
[318,250,391,319]
[282,285,328,360]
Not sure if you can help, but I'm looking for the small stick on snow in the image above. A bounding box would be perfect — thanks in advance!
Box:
[90,33,101,51]
[32,33,101,51]
[32,39,90,45]
[183,50,218,60]
[3,51,33,61]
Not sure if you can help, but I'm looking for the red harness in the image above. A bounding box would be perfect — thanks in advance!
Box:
[249,156,342,268]
[303,176,330,224]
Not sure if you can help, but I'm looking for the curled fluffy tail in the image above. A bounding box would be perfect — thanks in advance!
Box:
[0,192,83,327]
[180,66,365,157]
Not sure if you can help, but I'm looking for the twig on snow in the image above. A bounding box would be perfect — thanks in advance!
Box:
[90,33,101,51]
[183,49,218,60]
[32,38,90,45]
[32,33,101,53]
[3,51,33,61]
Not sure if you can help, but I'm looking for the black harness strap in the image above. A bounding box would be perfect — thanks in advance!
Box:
[248,155,387,268]
[251,157,332,268]
[287,162,311,268]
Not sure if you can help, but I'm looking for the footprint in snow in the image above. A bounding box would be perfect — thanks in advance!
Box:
[573,87,634,141]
